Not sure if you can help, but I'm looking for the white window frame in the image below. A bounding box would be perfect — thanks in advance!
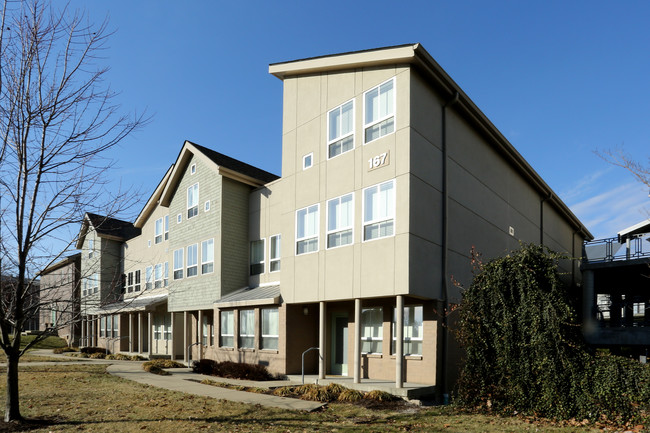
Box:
[303,153,313,170]
[145,266,153,290]
[173,248,184,280]
[261,307,279,350]
[187,244,198,277]
[127,271,134,293]
[269,234,281,273]
[327,99,355,159]
[113,315,119,338]
[239,309,255,349]
[392,305,423,356]
[100,316,106,338]
[187,183,199,219]
[88,238,94,259]
[295,204,319,255]
[362,179,396,242]
[154,217,163,244]
[326,193,354,249]
[91,273,98,293]
[204,200,210,212]
[361,307,383,354]
[164,215,169,240]
[190,163,196,175]
[134,270,141,291]
[164,262,169,287]
[154,263,163,289]
[201,239,214,274]
[364,77,396,144]
[250,239,265,275]
[220,310,234,348]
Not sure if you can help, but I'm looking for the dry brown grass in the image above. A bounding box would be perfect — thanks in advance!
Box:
[0,363,604,432]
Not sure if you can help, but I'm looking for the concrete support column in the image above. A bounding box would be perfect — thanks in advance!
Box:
[170,312,175,359]
[147,312,153,358]
[396,295,404,388]
[353,298,361,384]
[137,313,143,353]
[129,314,134,352]
[81,317,86,347]
[319,302,326,380]
[90,316,96,347]
[198,310,204,360]
[183,311,189,365]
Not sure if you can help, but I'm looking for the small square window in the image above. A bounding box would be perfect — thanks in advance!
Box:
[177,214,182,224]
[148,240,151,248]
[191,164,196,175]
[205,201,210,212]
[303,153,313,170]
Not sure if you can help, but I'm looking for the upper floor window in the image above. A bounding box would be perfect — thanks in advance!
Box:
[201,239,214,274]
[269,234,281,272]
[187,183,199,219]
[173,248,183,280]
[250,240,265,275]
[303,153,313,170]
[91,273,99,293]
[363,179,395,241]
[164,262,169,287]
[190,163,196,175]
[327,193,353,249]
[328,99,354,158]
[296,204,319,255]
[164,215,169,240]
[187,244,198,277]
[88,239,94,259]
[127,272,134,293]
[134,270,141,291]
[154,218,163,244]
[364,78,395,143]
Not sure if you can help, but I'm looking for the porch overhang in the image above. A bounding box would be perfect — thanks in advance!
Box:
[215,284,281,309]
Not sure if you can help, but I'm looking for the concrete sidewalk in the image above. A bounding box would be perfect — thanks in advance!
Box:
[26,350,323,411]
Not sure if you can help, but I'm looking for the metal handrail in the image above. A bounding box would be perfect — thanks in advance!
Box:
[583,235,650,263]
[187,342,203,369]
[301,347,323,385]
[106,336,130,354]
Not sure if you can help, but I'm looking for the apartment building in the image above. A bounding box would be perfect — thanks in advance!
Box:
[71,43,591,396]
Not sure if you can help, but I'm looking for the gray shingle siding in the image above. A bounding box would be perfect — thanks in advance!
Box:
[220,178,251,296]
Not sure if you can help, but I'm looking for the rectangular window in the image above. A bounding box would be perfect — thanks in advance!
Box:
[269,234,281,272]
[106,315,112,339]
[134,270,141,291]
[364,77,395,143]
[153,315,161,340]
[113,315,119,338]
[201,239,214,274]
[187,244,198,277]
[164,262,169,287]
[261,308,279,350]
[154,217,163,244]
[173,248,184,280]
[187,183,199,219]
[88,238,94,259]
[145,266,153,290]
[363,179,395,241]
[328,99,354,158]
[392,305,423,356]
[303,153,313,170]
[154,263,163,289]
[250,240,265,275]
[164,314,172,340]
[127,272,134,293]
[327,193,354,248]
[164,215,169,240]
[361,307,383,354]
[296,204,319,255]
[239,309,255,349]
[220,311,234,347]
[92,273,99,293]
[100,316,106,338]
[202,314,209,346]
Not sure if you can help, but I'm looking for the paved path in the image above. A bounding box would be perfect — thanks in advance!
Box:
[28,350,323,412]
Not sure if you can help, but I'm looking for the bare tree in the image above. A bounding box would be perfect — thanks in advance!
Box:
[598,148,650,190]
[0,0,145,422]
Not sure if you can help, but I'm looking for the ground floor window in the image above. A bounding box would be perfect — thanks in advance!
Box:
[361,307,383,354]
[163,314,172,341]
[112,315,119,338]
[220,311,234,347]
[392,305,423,356]
[202,314,213,346]
[239,309,255,349]
[100,316,106,337]
[261,308,279,350]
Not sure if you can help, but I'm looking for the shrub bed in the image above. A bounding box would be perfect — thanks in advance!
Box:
[192,359,273,381]
[80,346,108,355]
[53,347,78,354]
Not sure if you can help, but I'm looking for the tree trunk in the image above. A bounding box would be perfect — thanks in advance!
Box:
[4,352,22,422]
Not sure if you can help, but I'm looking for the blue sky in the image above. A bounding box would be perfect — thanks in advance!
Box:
[67,0,650,240]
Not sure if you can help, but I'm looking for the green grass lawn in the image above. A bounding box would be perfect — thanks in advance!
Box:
[0,335,73,363]
[0,363,605,433]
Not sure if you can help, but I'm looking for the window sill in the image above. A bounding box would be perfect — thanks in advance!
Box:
[362,353,382,359]
[390,355,423,360]
[218,347,234,351]
[259,349,279,354]
[238,348,255,353]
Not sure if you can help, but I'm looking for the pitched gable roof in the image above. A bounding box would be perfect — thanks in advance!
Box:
[75,213,140,249]
[190,142,279,184]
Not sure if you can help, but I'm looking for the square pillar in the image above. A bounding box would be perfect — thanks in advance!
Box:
[183,311,189,365]
[319,302,326,379]
[147,312,153,358]
[129,314,134,352]
[395,295,404,388]
[198,310,204,360]
[353,298,361,384]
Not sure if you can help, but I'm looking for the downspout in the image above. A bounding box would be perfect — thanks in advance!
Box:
[540,193,552,245]
[440,91,459,403]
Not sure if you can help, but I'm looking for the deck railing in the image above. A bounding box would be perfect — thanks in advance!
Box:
[583,233,650,263]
